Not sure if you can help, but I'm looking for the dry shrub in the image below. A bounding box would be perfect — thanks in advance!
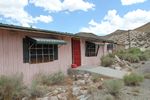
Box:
[91,74,102,83]
[144,73,150,79]
[104,79,124,96]
[123,73,144,86]
[101,56,114,67]
[0,74,27,100]
[33,71,65,86]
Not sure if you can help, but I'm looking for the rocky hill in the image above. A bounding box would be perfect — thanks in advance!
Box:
[103,22,150,50]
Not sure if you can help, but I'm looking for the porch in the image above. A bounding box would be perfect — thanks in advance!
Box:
[76,66,128,79]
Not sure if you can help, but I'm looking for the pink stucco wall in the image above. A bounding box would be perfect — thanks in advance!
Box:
[80,39,105,66]
[0,29,72,84]
[0,28,108,84]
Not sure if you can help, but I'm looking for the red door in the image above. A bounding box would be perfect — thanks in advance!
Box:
[72,38,81,66]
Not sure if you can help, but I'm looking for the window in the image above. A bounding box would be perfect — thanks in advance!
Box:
[107,43,113,50]
[85,41,99,57]
[23,38,58,64]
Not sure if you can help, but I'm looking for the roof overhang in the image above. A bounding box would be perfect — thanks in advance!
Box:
[27,37,67,45]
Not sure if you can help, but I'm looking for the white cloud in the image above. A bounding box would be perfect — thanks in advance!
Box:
[34,15,53,23]
[121,0,147,5]
[62,0,95,12]
[30,0,62,13]
[30,0,95,12]
[80,9,150,36]
[0,0,53,27]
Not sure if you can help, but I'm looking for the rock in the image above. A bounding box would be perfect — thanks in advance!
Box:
[50,96,58,100]
[57,93,67,100]
[84,73,90,78]
[22,97,28,100]
[75,80,86,85]
[77,95,85,100]
[72,86,81,96]
[115,66,122,70]
[77,95,90,100]
[36,97,49,100]
[57,87,62,91]
[52,90,59,95]
[85,78,93,85]
[76,74,83,79]
[80,90,88,95]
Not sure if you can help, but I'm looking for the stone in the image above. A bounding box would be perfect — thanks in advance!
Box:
[77,95,85,100]
[50,96,58,100]
[52,90,59,95]
[80,90,88,95]
[115,66,122,70]
[22,97,28,100]
[72,86,81,96]
[77,94,90,100]
[76,80,85,85]
[76,74,83,79]
[84,73,90,78]
[85,78,93,85]
[36,97,49,100]
[57,93,67,100]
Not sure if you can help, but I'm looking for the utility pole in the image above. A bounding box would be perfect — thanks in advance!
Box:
[128,30,131,48]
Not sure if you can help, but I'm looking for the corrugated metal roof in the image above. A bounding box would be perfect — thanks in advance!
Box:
[28,37,67,45]
[75,32,114,43]
[0,23,74,36]
[0,23,114,43]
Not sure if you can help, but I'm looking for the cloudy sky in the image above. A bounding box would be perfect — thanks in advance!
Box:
[0,0,150,36]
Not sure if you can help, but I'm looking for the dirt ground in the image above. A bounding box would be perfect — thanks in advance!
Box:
[120,61,150,100]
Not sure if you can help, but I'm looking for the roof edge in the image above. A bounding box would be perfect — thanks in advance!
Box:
[0,23,74,37]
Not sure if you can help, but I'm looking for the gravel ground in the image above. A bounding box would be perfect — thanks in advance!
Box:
[86,61,150,100]
[122,61,150,100]
[135,61,150,73]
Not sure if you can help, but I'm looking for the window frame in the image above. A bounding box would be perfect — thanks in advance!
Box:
[23,38,58,64]
[85,41,99,57]
[107,43,114,50]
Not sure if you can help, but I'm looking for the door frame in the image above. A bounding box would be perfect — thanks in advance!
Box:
[71,38,81,66]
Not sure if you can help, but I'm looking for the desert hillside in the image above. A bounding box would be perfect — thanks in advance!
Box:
[103,22,150,50]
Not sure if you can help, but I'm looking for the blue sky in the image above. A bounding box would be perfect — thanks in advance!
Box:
[0,0,150,36]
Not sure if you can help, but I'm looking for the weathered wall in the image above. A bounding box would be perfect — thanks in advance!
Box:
[0,29,72,84]
[80,39,105,66]
[0,28,107,84]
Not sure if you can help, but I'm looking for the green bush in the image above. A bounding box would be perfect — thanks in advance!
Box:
[138,53,148,61]
[123,54,140,63]
[101,56,114,67]
[143,50,150,59]
[33,71,65,86]
[123,73,144,86]
[104,94,114,100]
[101,48,150,64]
[0,74,27,100]
[29,80,48,98]
[48,71,65,85]
[88,91,114,100]
[127,48,141,54]
[104,79,124,96]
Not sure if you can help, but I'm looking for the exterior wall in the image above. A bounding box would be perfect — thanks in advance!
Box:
[0,29,72,84]
[80,39,105,66]
[0,28,108,84]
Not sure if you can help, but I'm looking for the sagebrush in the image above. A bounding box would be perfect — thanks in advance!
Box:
[0,74,27,100]
[104,79,124,96]
[101,56,114,67]
[123,73,144,86]
[33,71,65,86]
